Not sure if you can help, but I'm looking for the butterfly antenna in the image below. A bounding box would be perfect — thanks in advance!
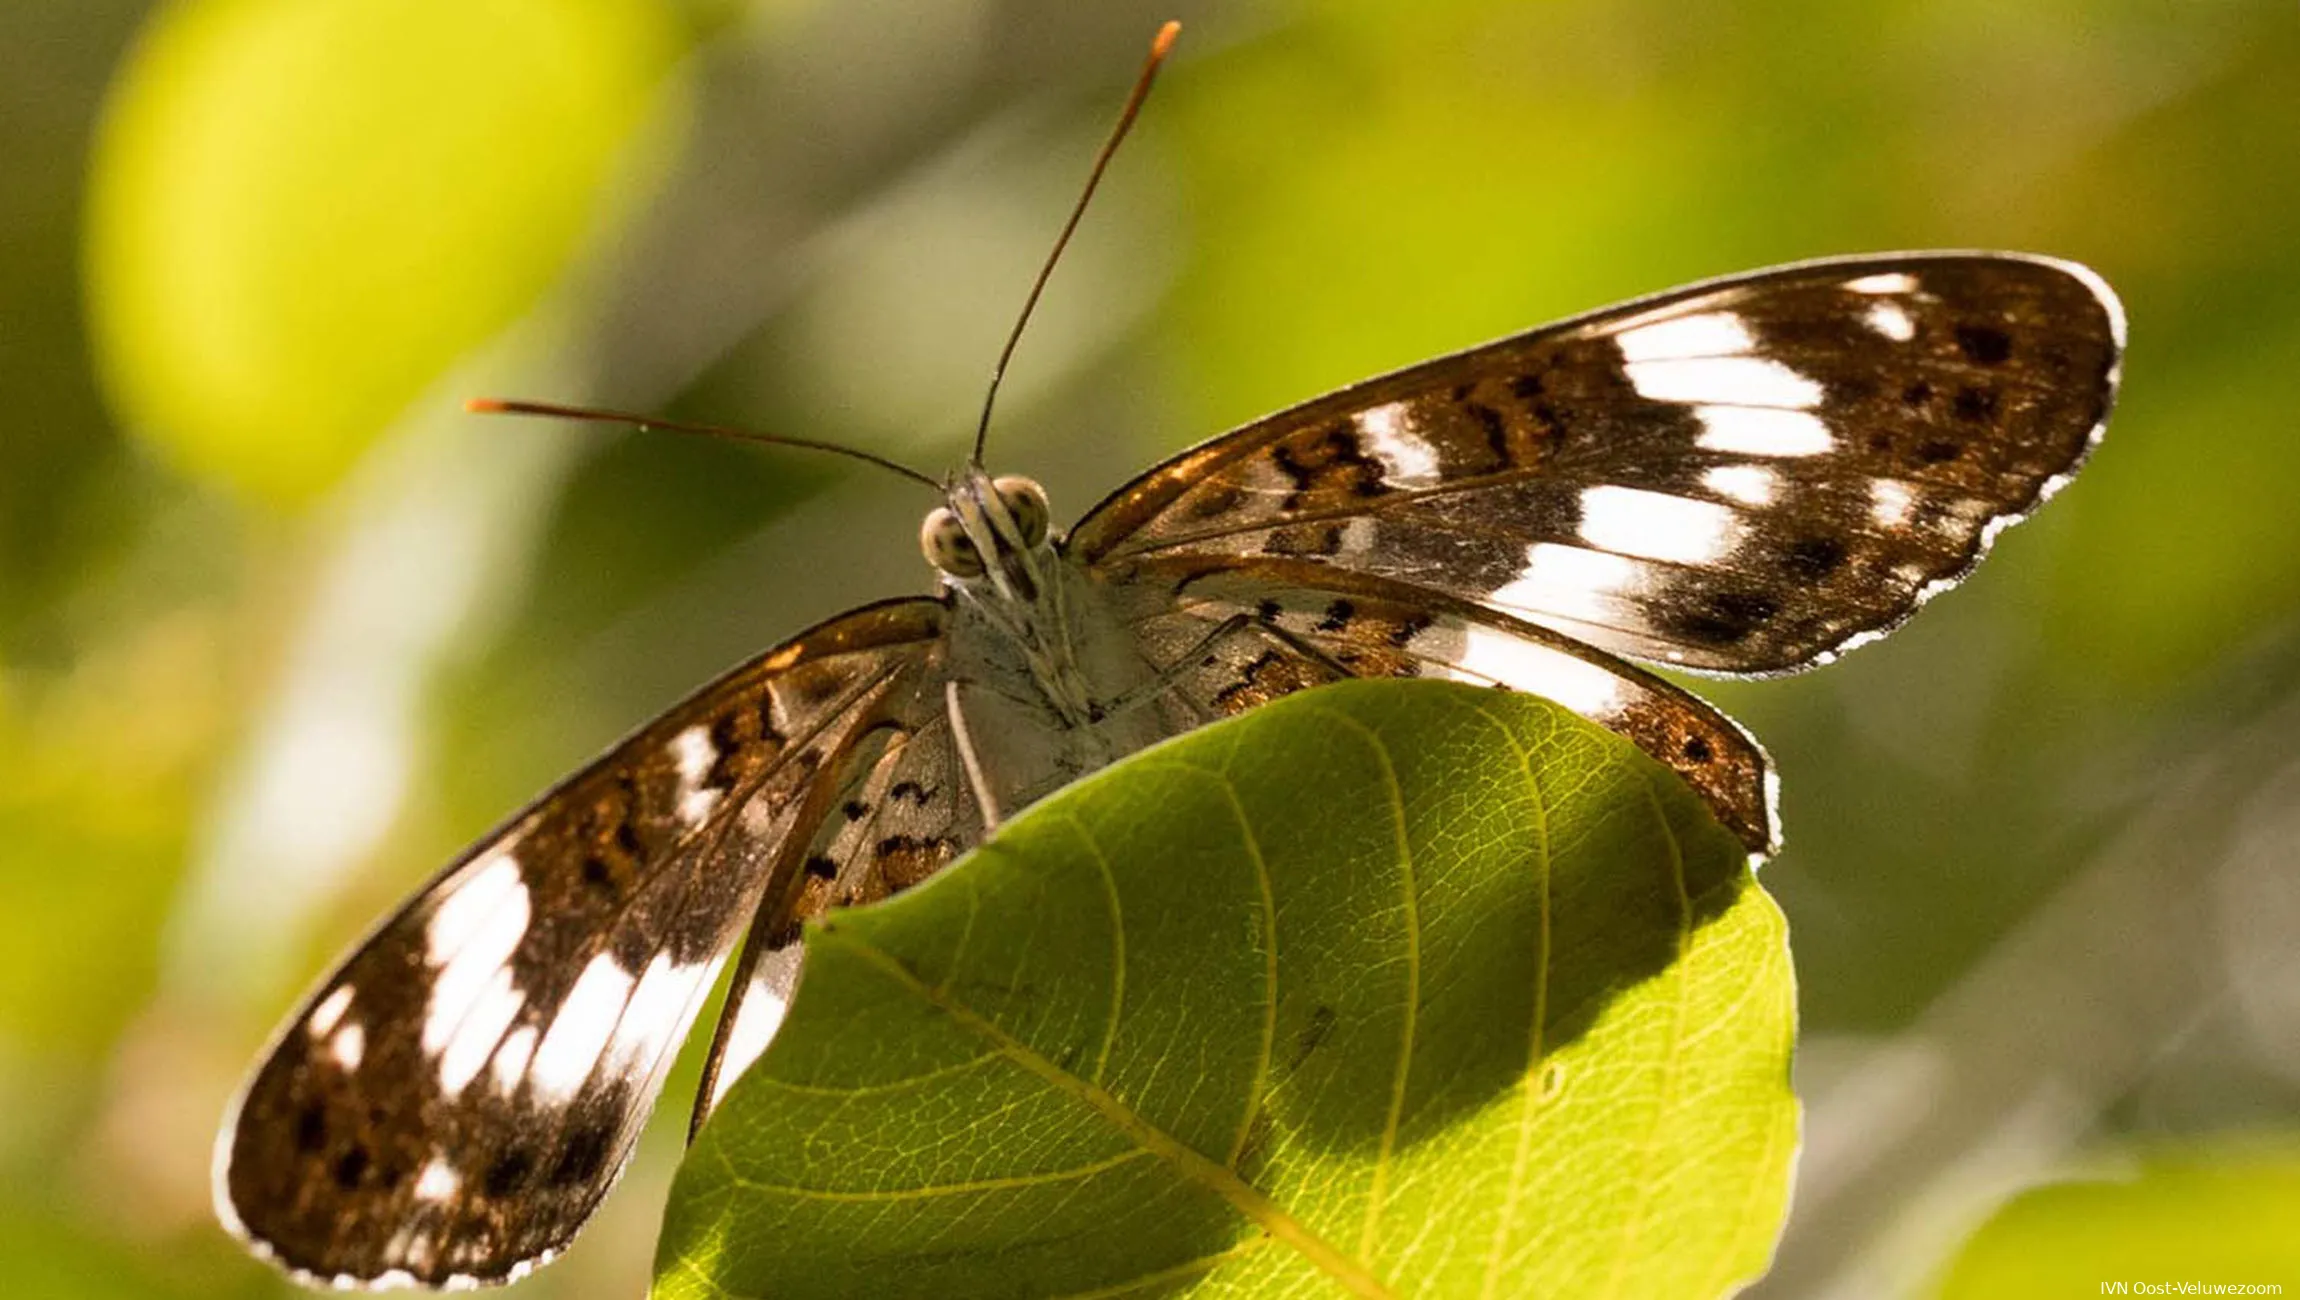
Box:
[466,398,943,491]
[970,19,1180,465]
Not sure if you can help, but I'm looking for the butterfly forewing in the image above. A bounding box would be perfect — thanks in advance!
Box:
[1072,253,2122,675]
[217,599,948,1287]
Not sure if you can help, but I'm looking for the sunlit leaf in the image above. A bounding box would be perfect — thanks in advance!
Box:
[657,680,1797,1299]
[83,0,692,504]
[1934,1145,2300,1299]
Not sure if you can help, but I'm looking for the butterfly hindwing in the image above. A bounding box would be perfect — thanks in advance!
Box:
[690,709,980,1132]
[1111,556,1775,852]
[216,599,948,1288]
[1072,253,2123,675]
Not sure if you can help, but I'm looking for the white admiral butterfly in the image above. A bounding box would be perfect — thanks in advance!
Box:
[214,22,2122,1290]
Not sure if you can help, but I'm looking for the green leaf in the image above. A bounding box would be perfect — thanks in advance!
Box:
[83,0,691,504]
[657,680,1797,1299]
[1933,1145,2300,1298]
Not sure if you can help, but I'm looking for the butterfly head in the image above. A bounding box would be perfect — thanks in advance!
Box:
[921,470,1054,604]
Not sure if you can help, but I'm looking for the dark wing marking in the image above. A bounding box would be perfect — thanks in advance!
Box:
[1105,556,1776,853]
[1071,253,2122,675]
[216,598,948,1289]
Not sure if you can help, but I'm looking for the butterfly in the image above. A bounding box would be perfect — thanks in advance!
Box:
[211,28,2124,1295]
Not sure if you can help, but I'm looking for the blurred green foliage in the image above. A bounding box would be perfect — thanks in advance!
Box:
[3,1,2298,1296]
[85,0,694,503]
[1934,1143,2300,1297]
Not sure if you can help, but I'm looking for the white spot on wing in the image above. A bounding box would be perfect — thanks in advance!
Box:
[670,725,723,827]
[490,1025,537,1096]
[1616,311,1755,362]
[437,966,523,1097]
[1356,403,1443,487]
[425,853,524,964]
[1862,300,1916,341]
[1578,485,1743,564]
[1694,406,1834,457]
[1870,479,1916,528]
[1444,625,1624,718]
[1846,272,1919,295]
[1627,357,1826,409]
[530,953,636,1103]
[421,855,531,1055]
[609,954,712,1073]
[1701,465,1778,506]
[670,725,714,791]
[1484,542,1648,628]
[677,787,721,827]
[413,1157,459,1203]
[706,944,805,1116]
[1358,402,1403,439]
[329,1022,364,1070]
[307,985,354,1038]
[1338,517,1379,558]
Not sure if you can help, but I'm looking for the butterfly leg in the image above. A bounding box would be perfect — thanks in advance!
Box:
[944,679,1005,830]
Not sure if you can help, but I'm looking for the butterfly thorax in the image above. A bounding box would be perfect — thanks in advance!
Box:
[923,469,1170,814]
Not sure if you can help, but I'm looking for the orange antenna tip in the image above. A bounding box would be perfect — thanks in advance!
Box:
[464,397,508,414]
[1153,20,1180,57]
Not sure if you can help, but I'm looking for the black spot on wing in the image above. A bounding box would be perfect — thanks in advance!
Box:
[293,1104,326,1153]
[1663,591,1779,647]
[581,855,617,898]
[1388,613,1435,649]
[1955,324,2013,364]
[1465,402,1507,449]
[551,1123,613,1188]
[1783,536,1848,581]
[1953,385,1998,423]
[483,1149,533,1198]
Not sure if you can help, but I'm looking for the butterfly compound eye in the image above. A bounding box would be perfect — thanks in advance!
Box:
[920,507,986,578]
[993,476,1051,548]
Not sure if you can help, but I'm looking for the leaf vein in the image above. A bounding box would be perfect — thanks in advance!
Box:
[1297,704,1421,1268]
[1464,697,1553,1299]
[723,1147,1151,1204]
[819,926,1396,1299]
[1601,769,1697,1299]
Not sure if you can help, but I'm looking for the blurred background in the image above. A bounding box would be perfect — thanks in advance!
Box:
[5,0,2298,1295]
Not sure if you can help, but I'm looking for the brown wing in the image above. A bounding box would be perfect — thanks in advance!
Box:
[689,707,981,1134]
[216,598,949,1288]
[1071,253,2122,676]
[1102,557,1779,853]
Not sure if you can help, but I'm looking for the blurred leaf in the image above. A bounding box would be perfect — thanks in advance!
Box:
[0,1201,268,1300]
[1934,1144,2300,1298]
[0,615,224,1053]
[657,681,1796,1298]
[83,0,693,504]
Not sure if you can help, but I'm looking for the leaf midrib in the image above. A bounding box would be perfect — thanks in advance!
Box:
[817,926,1397,1300]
